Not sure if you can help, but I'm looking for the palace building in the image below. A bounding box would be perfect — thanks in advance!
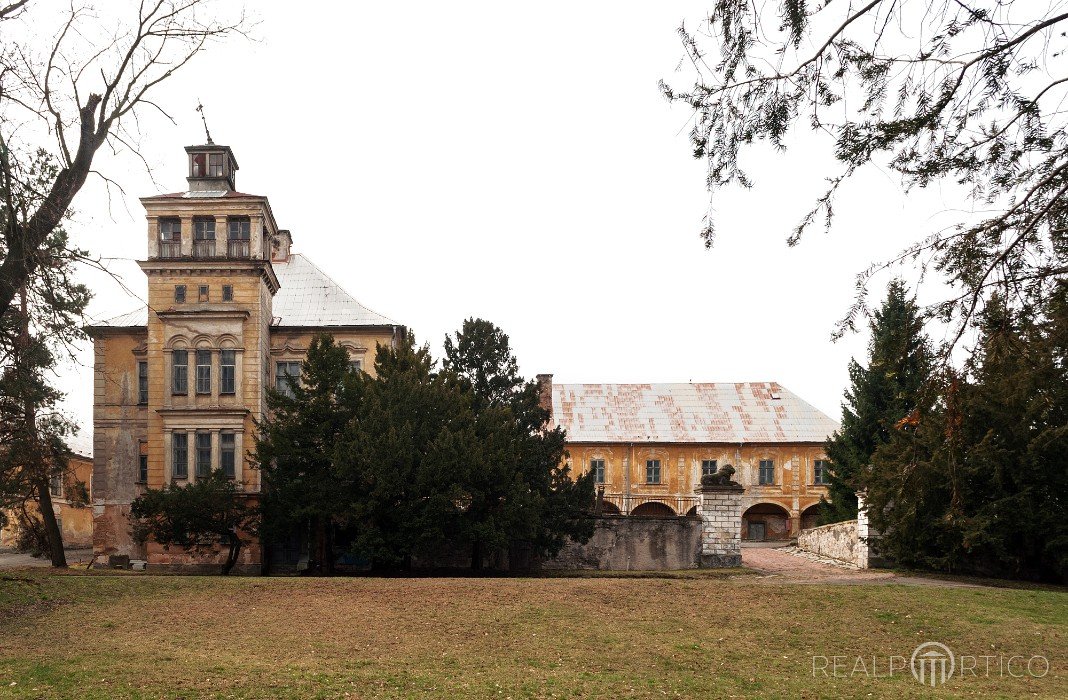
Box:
[543,379,838,540]
[87,140,837,572]
[87,141,404,572]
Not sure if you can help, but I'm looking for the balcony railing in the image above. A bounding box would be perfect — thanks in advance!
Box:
[227,240,250,258]
[192,240,216,258]
[159,242,181,259]
[597,492,700,517]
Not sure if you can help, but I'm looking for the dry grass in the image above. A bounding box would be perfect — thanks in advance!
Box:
[0,571,1065,698]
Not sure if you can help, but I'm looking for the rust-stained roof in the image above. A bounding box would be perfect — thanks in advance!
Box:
[552,382,838,444]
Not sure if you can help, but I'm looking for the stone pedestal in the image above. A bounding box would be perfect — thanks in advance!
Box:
[698,482,744,567]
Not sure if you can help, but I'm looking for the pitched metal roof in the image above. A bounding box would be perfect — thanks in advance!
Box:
[271,254,397,327]
[68,432,93,459]
[552,382,838,444]
[89,254,397,329]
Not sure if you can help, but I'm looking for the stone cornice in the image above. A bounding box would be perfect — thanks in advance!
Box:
[138,258,280,294]
[155,308,251,322]
[156,407,250,419]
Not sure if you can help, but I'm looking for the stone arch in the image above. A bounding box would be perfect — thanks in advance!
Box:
[191,334,215,349]
[684,505,698,517]
[742,502,791,541]
[630,500,677,517]
[165,334,190,350]
[598,501,621,516]
[217,334,240,349]
[800,503,821,531]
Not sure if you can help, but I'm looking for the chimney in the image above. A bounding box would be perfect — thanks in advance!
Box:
[271,230,293,262]
[536,373,553,416]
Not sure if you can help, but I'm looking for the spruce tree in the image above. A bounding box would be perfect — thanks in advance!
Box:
[821,280,932,523]
[865,288,1068,581]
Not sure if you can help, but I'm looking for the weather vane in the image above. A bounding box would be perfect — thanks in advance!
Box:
[195,101,214,145]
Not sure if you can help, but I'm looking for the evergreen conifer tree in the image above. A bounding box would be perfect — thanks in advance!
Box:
[256,333,357,574]
[821,280,932,523]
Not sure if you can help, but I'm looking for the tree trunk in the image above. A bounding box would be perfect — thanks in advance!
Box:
[222,532,241,575]
[19,286,65,569]
[34,476,67,568]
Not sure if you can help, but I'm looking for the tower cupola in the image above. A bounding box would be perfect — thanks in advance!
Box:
[185,144,238,192]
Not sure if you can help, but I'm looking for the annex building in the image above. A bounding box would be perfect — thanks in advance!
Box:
[544,379,838,540]
[88,142,405,571]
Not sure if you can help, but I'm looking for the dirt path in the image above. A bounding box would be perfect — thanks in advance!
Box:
[741,545,1007,588]
[0,547,93,570]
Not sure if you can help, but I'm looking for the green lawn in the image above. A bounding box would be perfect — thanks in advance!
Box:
[0,570,1064,698]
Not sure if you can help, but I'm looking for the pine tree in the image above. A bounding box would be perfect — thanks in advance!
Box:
[821,280,932,523]
[0,149,89,568]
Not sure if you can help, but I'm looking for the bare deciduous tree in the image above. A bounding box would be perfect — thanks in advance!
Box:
[0,0,248,322]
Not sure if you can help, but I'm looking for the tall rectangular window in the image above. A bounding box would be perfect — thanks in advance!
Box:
[49,473,63,498]
[276,361,301,398]
[137,361,148,405]
[198,285,209,302]
[193,218,216,257]
[172,432,188,479]
[172,350,188,395]
[159,218,181,258]
[645,459,661,485]
[222,284,233,301]
[590,458,605,484]
[759,459,775,485]
[220,350,236,394]
[174,284,186,304]
[195,349,212,395]
[195,432,212,478]
[701,459,718,477]
[814,459,829,485]
[138,441,148,484]
[208,153,224,176]
[221,432,236,479]
[348,359,362,374]
[227,217,251,258]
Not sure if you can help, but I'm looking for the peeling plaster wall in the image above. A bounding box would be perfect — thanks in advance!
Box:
[543,517,702,570]
[91,331,149,559]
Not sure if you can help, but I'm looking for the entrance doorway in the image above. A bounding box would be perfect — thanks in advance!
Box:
[749,522,766,541]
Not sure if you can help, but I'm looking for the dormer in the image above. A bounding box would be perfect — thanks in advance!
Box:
[186,144,238,192]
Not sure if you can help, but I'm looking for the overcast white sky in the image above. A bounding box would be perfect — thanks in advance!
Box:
[52,1,965,434]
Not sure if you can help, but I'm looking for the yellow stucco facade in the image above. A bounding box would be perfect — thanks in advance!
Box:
[88,143,403,571]
[569,442,829,539]
[0,451,94,550]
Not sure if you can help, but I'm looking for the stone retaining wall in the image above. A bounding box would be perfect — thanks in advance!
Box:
[543,516,702,570]
[797,520,861,565]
